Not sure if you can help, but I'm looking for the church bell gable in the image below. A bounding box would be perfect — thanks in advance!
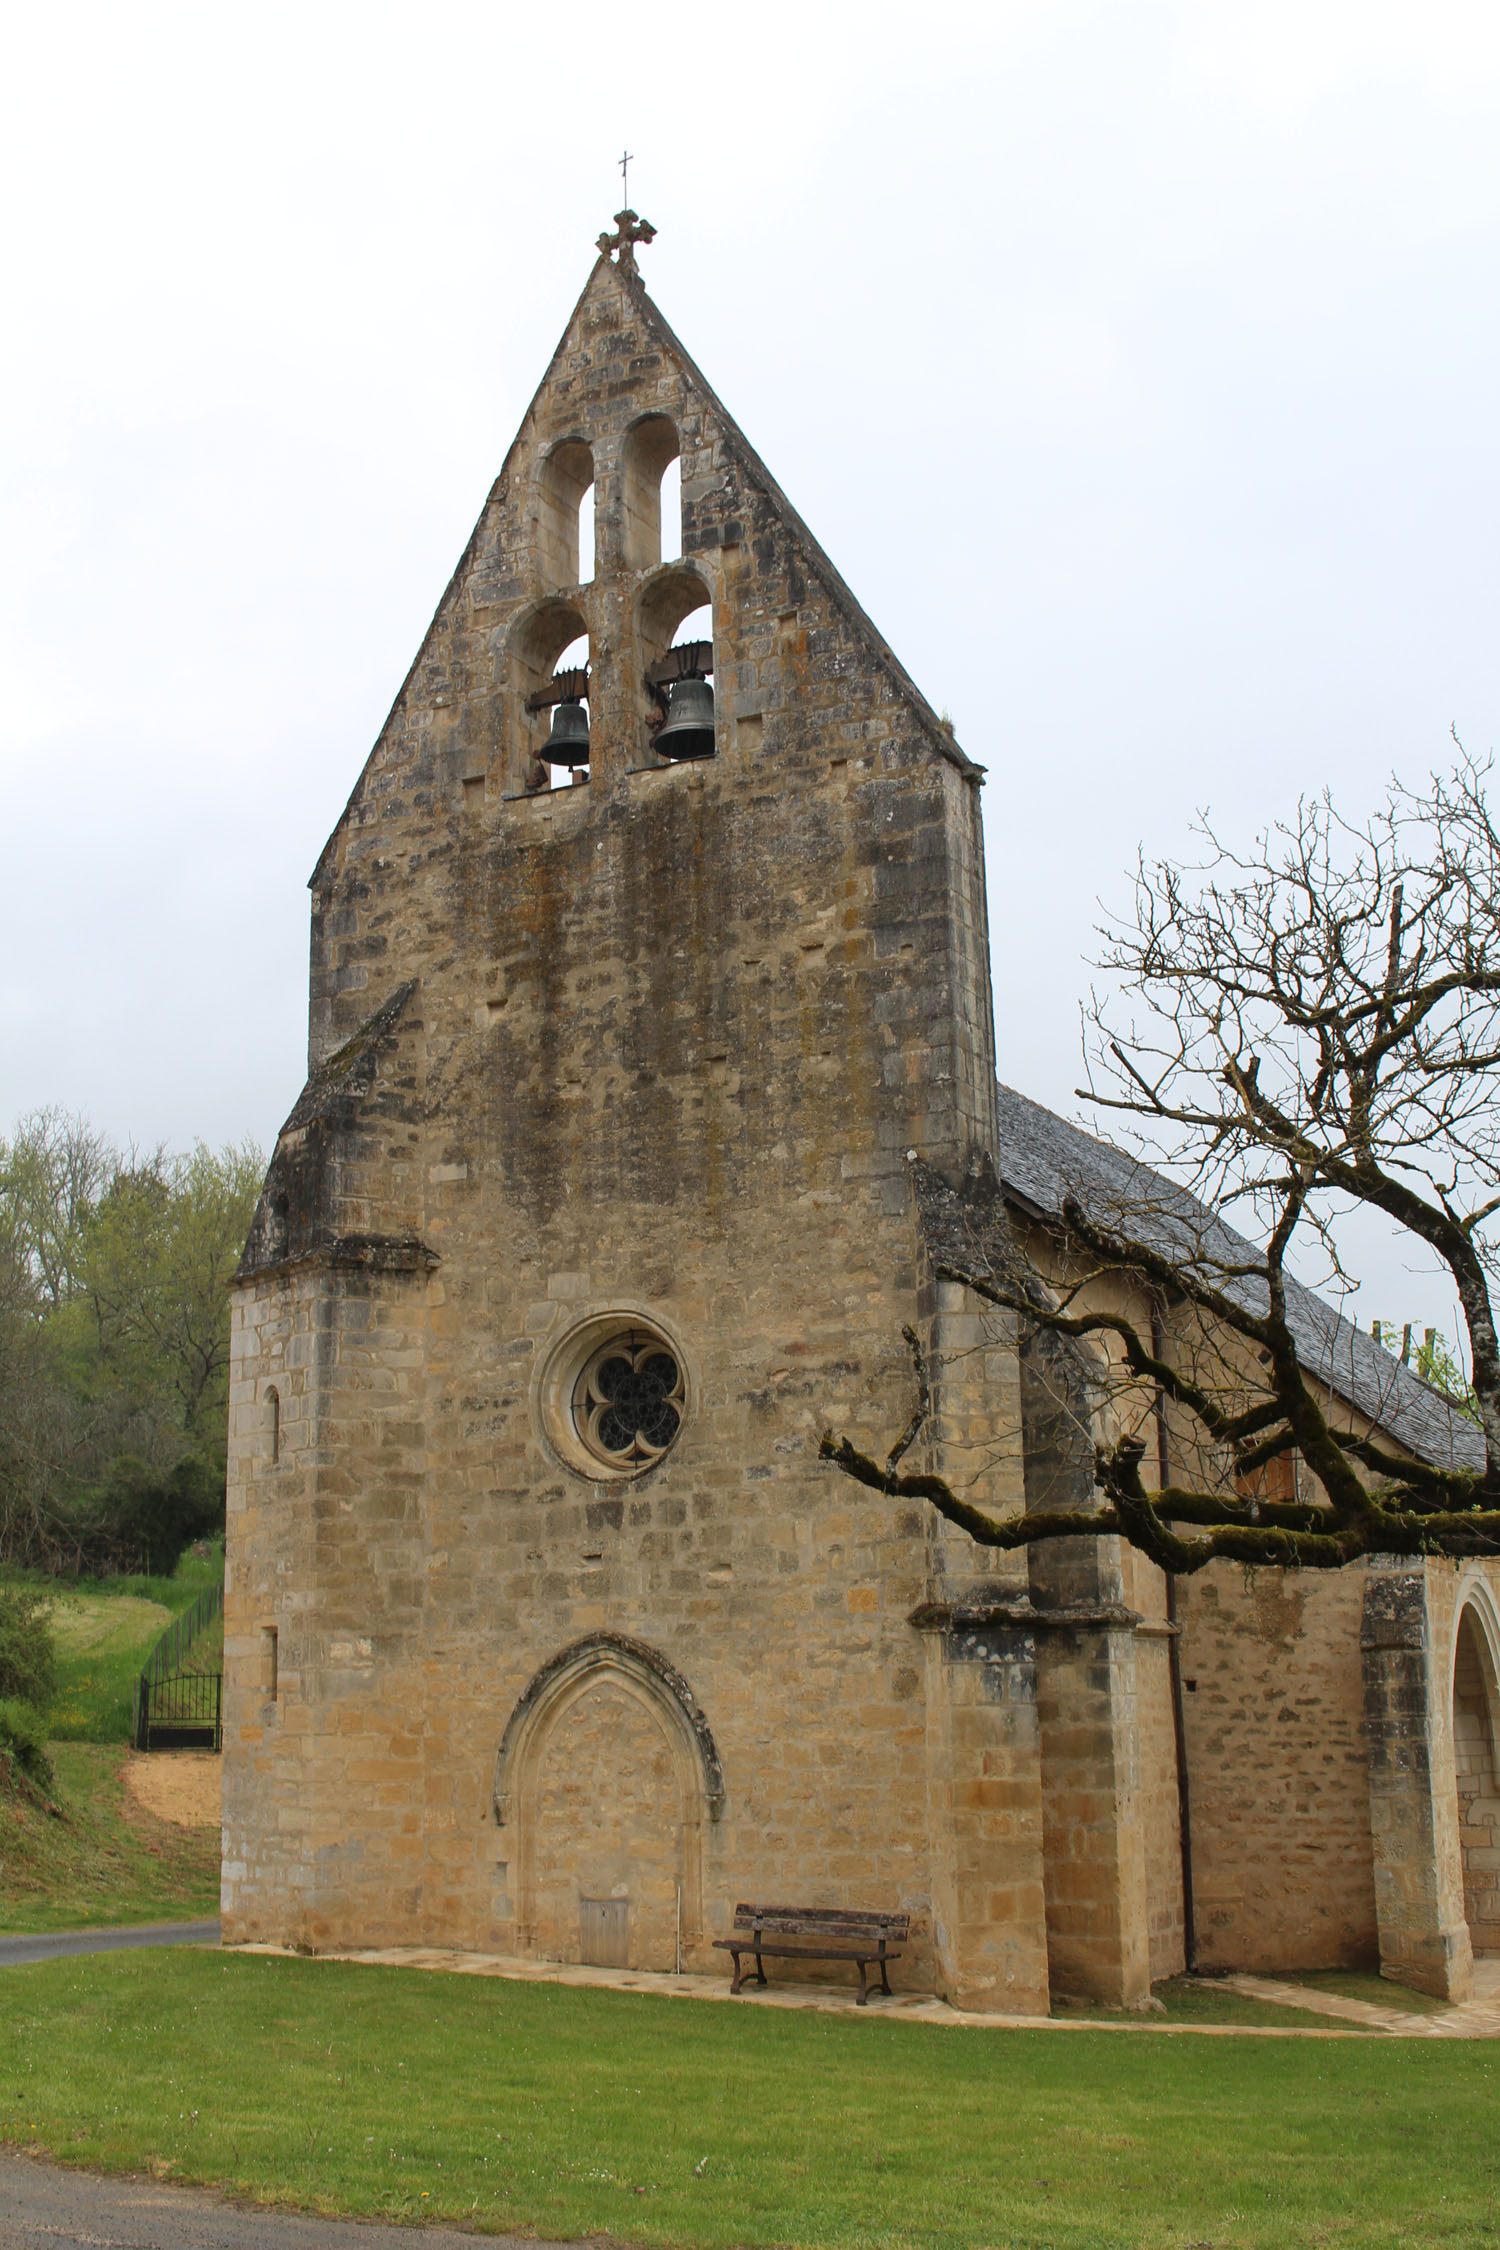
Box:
[308,220,983,1035]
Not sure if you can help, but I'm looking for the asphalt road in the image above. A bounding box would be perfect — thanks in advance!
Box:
[0,1924,221,1967]
[0,2155,592,2250]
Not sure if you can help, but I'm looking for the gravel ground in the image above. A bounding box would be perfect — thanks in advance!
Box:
[122,1754,220,1829]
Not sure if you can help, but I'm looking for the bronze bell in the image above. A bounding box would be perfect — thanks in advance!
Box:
[542,698,590,766]
[654,674,716,760]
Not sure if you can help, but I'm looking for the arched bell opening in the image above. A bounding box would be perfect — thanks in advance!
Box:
[637,568,716,766]
[1453,1599,1500,1956]
[512,600,592,793]
[620,413,680,574]
[659,458,682,562]
[537,438,595,591]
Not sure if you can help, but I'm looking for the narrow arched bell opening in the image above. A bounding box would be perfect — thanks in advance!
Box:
[653,602,714,762]
[659,457,682,563]
[536,632,591,790]
[637,577,716,766]
[621,415,680,573]
[538,440,595,591]
[513,602,592,794]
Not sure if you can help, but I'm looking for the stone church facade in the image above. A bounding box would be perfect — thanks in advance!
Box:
[222,221,1500,2010]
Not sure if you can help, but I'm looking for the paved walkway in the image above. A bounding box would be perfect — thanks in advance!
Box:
[0,1922,220,1967]
[233,1938,1500,2037]
[1216,1957,1500,2036]
[0,2152,569,2250]
[9,1920,1496,2038]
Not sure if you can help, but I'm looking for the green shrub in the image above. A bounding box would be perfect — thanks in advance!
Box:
[0,1696,54,1790]
[0,1582,57,1708]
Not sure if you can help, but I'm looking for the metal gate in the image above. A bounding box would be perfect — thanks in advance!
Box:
[132,1582,224,1752]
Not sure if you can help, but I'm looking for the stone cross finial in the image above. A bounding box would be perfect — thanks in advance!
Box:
[597,208,657,268]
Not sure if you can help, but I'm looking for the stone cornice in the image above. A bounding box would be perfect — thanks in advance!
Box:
[908,1597,1149,1634]
[230,1233,440,1289]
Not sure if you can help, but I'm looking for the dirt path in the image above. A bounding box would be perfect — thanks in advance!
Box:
[122,1752,220,1828]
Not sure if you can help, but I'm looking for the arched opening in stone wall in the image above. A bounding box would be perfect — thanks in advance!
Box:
[621,414,680,573]
[538,439,595,590]
[494,1635,720,1972]
[533,1679,681,1968]
[1453,1601,1500,1954]
[511,600,591,793]
[637,568,716,766]
[659,457,681,561]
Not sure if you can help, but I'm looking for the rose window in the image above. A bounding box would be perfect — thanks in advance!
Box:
[573,1330,685,1470]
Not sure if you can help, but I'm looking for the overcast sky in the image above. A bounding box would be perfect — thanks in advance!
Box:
[3,1,1497,1342]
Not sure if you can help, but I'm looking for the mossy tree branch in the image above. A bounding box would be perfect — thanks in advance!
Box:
[821,759,1500,1573]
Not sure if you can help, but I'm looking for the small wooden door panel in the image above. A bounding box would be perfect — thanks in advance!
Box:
[579,1897,629,1967]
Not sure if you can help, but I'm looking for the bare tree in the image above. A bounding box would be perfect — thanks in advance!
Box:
[823,754,1500,1572]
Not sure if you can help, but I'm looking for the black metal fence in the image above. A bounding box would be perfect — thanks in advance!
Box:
[132,1581,224,1752]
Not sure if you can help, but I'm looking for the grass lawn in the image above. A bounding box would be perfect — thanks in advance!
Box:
[2,1949,1496,2249]
[36,1545,223,1744]
[0,1744,219,1933]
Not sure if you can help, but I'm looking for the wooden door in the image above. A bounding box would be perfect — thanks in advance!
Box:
[579,1897,630,1967]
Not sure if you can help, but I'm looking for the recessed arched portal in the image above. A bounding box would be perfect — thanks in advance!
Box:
[493,1633,724,1971]
[1453,1595,1500,1955]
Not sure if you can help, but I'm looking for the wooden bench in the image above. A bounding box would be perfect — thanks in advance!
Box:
[713,1904,910,2005]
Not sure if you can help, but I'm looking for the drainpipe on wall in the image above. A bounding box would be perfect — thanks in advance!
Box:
[1153,1312,1198,1975]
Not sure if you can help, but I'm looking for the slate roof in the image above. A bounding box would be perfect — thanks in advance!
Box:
[993,1080,1485,1476]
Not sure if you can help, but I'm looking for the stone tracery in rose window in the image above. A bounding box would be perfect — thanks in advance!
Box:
[573,1330,684,1470]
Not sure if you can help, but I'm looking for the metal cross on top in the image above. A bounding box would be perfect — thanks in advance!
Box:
[597,206,657,268]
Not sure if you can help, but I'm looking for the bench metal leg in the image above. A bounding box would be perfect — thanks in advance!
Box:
[728,1946,769,1995]
[854,1958,870,2005]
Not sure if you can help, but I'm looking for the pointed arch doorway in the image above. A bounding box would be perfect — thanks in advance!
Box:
[1453,1596,1500,1957]
[493,1633,725,1973]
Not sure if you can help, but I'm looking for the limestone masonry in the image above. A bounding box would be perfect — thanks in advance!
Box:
[223,226,1500,2008]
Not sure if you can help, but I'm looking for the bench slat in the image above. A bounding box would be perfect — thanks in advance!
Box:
[713,1940,904,1961]
[730,1903,909,1936]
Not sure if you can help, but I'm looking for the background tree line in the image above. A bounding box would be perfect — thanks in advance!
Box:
[0,1111,262,1574]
